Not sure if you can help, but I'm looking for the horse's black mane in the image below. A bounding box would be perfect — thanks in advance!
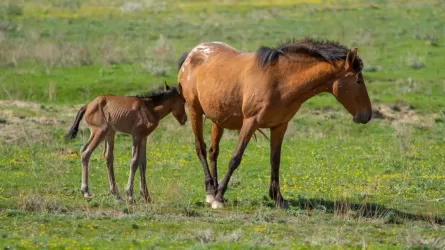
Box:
[256,37,363,72]
[132,85,179,105]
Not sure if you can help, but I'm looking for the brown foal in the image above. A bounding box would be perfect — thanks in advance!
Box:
[178,38,372,209]
[65,83,187,203]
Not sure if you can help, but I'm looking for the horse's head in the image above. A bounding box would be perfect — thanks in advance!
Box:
[165,82,187,125]
[331,48,372,124]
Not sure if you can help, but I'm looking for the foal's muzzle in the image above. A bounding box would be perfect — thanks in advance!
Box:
[179,116,187,125]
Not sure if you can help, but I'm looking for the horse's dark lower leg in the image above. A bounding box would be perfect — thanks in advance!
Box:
[190,111,214,202]
[212,118,257,208]
[269,122,289,209]
[209,123,224,197]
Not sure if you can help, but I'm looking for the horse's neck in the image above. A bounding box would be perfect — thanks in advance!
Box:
[282,59,343,105]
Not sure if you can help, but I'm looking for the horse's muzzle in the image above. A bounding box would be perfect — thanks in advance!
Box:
[353,110,372,124]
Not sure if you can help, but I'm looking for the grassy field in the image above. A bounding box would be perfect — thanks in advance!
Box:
[1,0,445,248]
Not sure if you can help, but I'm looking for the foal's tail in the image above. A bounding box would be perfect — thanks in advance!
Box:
[177,52,189,71]
[64,105,87,140]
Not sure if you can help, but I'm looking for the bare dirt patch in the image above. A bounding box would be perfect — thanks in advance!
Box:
[372,102,432,127]
[0,100,82,143]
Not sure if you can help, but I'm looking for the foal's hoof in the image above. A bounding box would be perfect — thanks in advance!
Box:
[127,196,135,204]
[81,191,91,199]
[211,200,224,209]
[206,195,215,204]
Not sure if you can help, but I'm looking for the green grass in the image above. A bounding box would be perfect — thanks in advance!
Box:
[1,0,445,249]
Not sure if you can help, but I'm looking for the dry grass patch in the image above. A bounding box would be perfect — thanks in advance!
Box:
[0,100,81,143]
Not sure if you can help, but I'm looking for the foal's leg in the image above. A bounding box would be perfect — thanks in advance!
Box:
[269,122,289,209]
[138,137,151,203]
[212,118,257,209]
[190,110,214,202]
[207,123,224,203]
[103,129,120,199]
[80,127,108,198]
[126,135,142,203]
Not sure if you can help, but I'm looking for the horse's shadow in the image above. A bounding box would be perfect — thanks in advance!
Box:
[268,197,444,225]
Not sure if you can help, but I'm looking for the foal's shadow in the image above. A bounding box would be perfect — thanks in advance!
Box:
[268,197,444,225]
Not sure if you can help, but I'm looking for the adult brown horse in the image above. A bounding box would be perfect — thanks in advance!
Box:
[177,38,372,209]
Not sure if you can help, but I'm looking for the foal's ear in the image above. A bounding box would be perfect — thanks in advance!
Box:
[345,48,358,71]
[164,81,170,91]
[177,83,183,95]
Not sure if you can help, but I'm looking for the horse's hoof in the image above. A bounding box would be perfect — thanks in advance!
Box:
[206,194,215,204]
[82,192,90,199]
[211,200,224,209]
[277,199,289,209]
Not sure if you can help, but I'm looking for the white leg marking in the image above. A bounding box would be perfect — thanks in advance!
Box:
[206,194,215,204]
[211,200,224,209]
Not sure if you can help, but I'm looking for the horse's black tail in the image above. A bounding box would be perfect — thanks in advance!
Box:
[64,105,87,140]
[178,52,189,71]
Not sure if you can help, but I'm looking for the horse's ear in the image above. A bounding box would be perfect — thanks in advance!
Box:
[164,81,170,91]
[345,48,358,71]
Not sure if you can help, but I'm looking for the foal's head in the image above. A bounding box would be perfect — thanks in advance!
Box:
[141,82,187,125]
[331,48,372,124]
[164,82,187,125]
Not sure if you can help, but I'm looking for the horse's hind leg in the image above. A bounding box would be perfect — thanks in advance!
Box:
[269,122,289,209]
[103,129,120,199]
[126,135,143,204]
[212,118,258,209]
[190,110,214,203]
[80,127,108,198]
[138,137,151,203]
[208,123,224,202]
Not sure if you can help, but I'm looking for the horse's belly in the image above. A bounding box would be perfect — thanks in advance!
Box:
[202,103,243,130]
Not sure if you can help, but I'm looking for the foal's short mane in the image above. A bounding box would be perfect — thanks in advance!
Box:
[133,86,179,105]
[256,37,363,72]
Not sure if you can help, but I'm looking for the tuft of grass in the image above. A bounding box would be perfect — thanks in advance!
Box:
[34,41,62,74]
[99,39,127,65]
[196,229,214,244]
[0,3,23,18]
[405,55,426,69]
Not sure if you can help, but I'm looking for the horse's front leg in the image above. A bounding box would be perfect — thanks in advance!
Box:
[269,122,289,209]
[138,137,151,203]
[126,135,142,204]
[190,110,215,203]
[212,118,257,209]
[207,123,224,203]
